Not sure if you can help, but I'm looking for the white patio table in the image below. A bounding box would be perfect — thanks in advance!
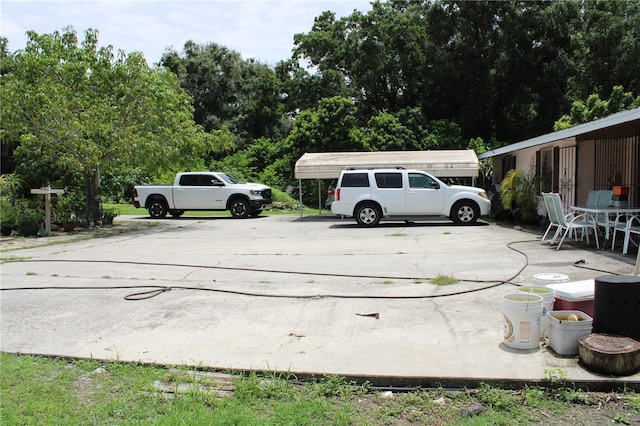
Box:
[570,205,640,241]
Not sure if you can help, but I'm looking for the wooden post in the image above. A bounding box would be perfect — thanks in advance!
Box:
[30,186,65,233]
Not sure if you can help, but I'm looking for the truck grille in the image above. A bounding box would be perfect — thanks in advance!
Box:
[263,189,272,201]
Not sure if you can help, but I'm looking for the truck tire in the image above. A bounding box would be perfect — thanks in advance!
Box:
[170,210,184,218]
[230,198,250,219]
[148,199,168,218]
[355,202,381,227]
[249,209,262,217]
[451,200,479,225]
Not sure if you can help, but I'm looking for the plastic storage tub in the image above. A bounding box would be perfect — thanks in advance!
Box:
[546,279,594,319]
[547,310,593,355]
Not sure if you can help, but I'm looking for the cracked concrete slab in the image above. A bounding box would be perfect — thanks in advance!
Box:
[1,214,638,388]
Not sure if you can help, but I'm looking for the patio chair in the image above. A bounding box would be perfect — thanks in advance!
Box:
[585,190,599,207]
[594,190,613,234]
[542,192,580,243]
[611,215,640,255]
[550,193,600,250]
[541,192,563,243]
[596,190,613,207]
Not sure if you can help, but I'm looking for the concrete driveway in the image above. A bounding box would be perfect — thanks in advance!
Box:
[1,214,638,389]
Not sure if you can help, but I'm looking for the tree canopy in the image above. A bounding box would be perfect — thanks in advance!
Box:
[293,0,639,143]
[1,28,227,219]
[1,0,639,215]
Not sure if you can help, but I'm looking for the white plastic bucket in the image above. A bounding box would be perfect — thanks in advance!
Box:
[518,286,555,339]
[502,293,543,350]
[533,273,569,287]
[547,310,593,355]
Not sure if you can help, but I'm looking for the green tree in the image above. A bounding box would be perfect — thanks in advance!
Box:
[362,113,416,151]
[284,96,367,157]
[568,0,640,100]
[553,86,640,130]
[161,41,285,149]
[275,59,353,117]
[1,27,225,220]
[293,1,582,142]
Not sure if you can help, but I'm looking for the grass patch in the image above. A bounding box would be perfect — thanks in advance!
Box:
[430,273,459,286]
[103,201,320,217]
[0,255,31,263]
[1,353,638,425]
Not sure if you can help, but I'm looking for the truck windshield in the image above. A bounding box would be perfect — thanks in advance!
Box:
[218,173,240,184]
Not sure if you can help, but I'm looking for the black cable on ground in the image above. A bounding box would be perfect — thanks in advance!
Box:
[571,258,624,276]
[3,239,594,301]
[13,258,501,283]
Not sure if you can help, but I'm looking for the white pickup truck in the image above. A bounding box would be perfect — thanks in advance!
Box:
[133,172,272,219]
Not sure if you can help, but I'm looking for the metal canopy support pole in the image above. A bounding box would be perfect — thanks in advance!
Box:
[318,180,322,214]
[298,178,303,218]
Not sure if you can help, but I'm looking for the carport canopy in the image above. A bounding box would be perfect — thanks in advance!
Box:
[294,150,479,180]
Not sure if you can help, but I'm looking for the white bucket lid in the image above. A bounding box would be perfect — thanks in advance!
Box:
[533,273,569,285]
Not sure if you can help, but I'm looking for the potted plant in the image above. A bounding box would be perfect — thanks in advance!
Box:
[12,200,43,236]
[499,169,541,224]
[102,208,119,226]
[52,194,82,231]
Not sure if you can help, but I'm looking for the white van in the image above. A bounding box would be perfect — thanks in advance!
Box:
[331,168,491,226]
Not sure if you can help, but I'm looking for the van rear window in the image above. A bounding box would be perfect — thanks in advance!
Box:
[375,173,403,188]
[341,173,370,187]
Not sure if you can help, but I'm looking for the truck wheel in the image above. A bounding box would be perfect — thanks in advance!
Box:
[451,200,479,225]
[355,203,381,227]
[170,210,184,218]
[230,198,250,219]
[148,199,168,218]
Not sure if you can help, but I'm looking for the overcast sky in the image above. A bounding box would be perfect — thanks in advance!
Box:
[1,0,373,66]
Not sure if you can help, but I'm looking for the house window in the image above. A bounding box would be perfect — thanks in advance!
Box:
[541,148,554,192]
[501,155,516,180]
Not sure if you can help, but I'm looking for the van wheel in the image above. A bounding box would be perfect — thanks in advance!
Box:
[451,200,479,224]
[230,198,250,219]
[355,203,381,227]
[148,199,168,218]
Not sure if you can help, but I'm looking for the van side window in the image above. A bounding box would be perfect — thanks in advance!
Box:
[341,173,370,187]
[375,173,403,189]
[409,173,438,189]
